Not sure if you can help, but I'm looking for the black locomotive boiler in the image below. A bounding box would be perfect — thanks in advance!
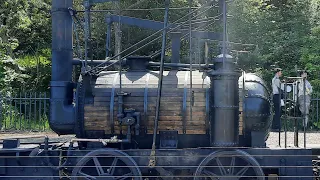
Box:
[75,56,272,149]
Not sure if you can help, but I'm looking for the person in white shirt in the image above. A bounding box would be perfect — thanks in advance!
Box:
[297,70,312,127]
[271,68,282,130]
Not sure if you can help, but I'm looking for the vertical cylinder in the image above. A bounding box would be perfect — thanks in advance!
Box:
[52,0,73,82]
[50,0,75,135]
[208,54,239,147]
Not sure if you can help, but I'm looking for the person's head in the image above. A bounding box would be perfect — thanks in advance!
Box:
[300,70,308,78]
[275,68,282,77]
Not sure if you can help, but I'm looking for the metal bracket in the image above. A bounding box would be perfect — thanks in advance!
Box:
[159,131,178,149]
[3,139,20,149]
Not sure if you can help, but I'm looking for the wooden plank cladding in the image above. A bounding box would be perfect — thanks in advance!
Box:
[84,70,210,135]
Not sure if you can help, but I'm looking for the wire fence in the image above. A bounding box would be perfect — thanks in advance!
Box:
[0,92,50,132]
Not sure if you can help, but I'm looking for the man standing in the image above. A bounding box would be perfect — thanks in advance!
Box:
[272,68,282,131]
[298,70,312,127]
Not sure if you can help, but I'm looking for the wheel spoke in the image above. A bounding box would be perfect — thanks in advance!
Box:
[93,157,104,175]
[229,156,235,175]
[215,157,227,175]
[72,150,143,180]
[203,170,220,180]
[115,172,133,180]
[194,150,264,180]
[109,157,118,175]
[78,171,97,180]
[236,163,250,177]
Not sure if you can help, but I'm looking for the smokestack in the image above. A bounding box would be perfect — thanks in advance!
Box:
[50,0,75,135]
[208,54,239,147]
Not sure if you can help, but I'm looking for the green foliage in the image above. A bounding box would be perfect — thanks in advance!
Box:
[16,49,52,92]
[300,26,320,92]
[0,0,51,93]
[229,0,311,89]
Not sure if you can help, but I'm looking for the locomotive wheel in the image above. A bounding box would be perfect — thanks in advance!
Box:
[71,149,142,180]
[194,150,265,180]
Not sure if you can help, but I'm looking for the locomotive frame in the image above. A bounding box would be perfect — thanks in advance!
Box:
[0,0,319,179]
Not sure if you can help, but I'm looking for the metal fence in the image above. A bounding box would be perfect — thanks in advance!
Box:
[0,92,50,131]
[309,97,320,130]
[0,92,319,132]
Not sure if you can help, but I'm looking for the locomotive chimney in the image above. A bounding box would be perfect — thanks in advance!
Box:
[50,0,75,135]
[208,54,239,147]
[206,0,240,147]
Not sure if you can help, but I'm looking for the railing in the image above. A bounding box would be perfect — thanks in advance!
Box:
[0,91,319,132]
[311,97,320,130]
[0,92,50,132]
[282,95,320,131]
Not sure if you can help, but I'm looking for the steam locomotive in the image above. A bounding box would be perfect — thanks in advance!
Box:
[0,0,317,179]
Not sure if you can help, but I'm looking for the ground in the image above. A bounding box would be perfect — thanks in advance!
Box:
[1,131,320,148]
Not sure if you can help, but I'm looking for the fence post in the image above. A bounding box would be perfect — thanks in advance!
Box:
[0,93,2,130]
[317,95,319,130]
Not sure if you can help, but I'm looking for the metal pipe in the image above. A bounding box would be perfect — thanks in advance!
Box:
[70,137,130,145]
[284,80,287,148]
[84,0,92,69]
[50,0,75,135]
[303,77,306,148]
[188,0,193,131]
[222,0,227,69]
[19,92,22,130]
[317,96,319,131]
[149,0,170,167]
[242,72,246,139]
[72,58,214,69]
[106,19,112,57]
[148,62,214,68]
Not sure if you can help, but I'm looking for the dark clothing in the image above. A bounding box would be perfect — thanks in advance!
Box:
[272,94,281,130]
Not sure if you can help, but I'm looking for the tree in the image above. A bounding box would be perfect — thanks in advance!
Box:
[228,0,310,85]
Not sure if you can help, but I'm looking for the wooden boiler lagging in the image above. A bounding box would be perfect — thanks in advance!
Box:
[84,71,209,135]
[82,62,272,147]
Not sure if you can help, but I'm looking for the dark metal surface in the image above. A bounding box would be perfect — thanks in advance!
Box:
[239,73,272,147]
[126,56,151,71]
[75,75,90,139]
[3,139,20,149]
[159,130,178,149]
[194,149,265,180]
[50,0,75,135]
[208,55,240,147]
[170,32,182,64]
[0,146,316,179]
[71,149,142,180]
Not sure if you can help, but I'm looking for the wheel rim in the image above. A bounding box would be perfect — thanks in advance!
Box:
[72,149,142,180]
[194,149,265,180]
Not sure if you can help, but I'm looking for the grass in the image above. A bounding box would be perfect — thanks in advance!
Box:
[0,103,50,132]
[1,114,50,132]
